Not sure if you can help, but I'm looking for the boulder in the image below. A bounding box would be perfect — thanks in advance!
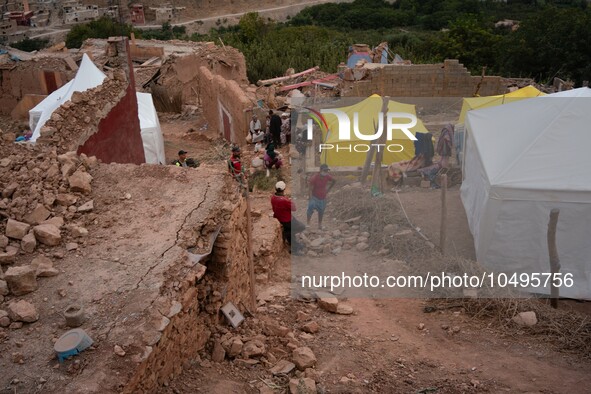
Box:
[336,304,354,315]
[55,193,78,206]
[0,279,8,296]
[224,337,243,358]
[21,232,37,253]
[292,347,317,370]
[24,204,51,225]
[270,359,296,375]
[0,309,9,327]
[2,182,18,198]
[77,200,94,213]
[5,266,38,295]
[5,219,30,240]
[512,311,537,327]
[301,321,319,334]
[7,300,39,323]
[0,235,9,248]
[316,293,338,313]
[0,248,18,265]
[242,340,266,359]
[42,217,64,229]
[211,341,226,363]
[70,225,88,237]
[30,255,59,277]
[33,224,61,246]
[68,170,92,194]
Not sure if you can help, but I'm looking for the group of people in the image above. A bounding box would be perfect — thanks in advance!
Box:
[270,164,335,255]
[249,110,291,148]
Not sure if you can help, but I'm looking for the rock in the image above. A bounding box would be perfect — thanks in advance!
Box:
[42,217,64,229]
[7,300,39,323]
[55,193,78,206]
[5,266,37,295]
[33,224,61,246]
[5,219,30,240]
[114,345,126,357]
[310,238,324,248]
[512,311,537,327]
[70,226,88,237]
[296,311,310,322]
[2,182,18,198]
[211,341,226,363]
[417,323,425,330]
[242,340,266,359]
[77,200,94,212]
[336,304,354,315]
[289,378,316,394]
[68,170,92,194]
[356,242,369,251]
[0,235,9,248]
[383,224,397,234]
[65,242,78,251]
[0,310,10,327]
[0,248,18,265]
[12,352,25,364]
[9,322,23,330]
[0,280,8,296]
[31,256,59,277]
[304,368,321,382]
[301,321,319,334]
[225,337,243,358]
[24,204,51,225]
[316,293,338,313]
[292,347,317,370]
[270,359,296,375]
[21,232,37,253]
[395,230,413,236]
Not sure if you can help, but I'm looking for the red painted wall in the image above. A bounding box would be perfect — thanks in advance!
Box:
[77,83,145,164]
[77,38,145,164]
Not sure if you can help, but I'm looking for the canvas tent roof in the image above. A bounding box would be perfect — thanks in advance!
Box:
[458,85,544,123]
[320,94,428,166]
[461,95,591,299]
[29,80,73,133]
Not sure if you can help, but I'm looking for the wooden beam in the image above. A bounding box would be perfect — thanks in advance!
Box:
[547,208,560,309]
[257,66,320,86]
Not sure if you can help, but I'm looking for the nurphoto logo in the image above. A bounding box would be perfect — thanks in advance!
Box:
[305,107,418,153]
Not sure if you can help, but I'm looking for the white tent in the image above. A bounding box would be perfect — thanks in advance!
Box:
[461,95,591,299]
[28,54,166,164]
[137,92,166,165]
[543,87,591,98]
[30,54,106,142]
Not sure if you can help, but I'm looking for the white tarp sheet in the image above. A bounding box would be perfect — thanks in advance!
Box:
[137,92,166,164]
[460,94,591,299]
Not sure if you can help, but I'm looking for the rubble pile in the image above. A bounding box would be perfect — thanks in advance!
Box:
[0,135,98,326]
[37,74,128,152]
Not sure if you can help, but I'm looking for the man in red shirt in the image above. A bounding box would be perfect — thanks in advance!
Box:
[307,164,336,230]
[271,181,304,254]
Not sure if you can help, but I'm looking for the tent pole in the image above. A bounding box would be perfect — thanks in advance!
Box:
[439,174,448,255]
[547,209,560,309]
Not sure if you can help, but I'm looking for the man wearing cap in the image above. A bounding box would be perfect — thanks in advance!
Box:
[307,164,335,230]
[173,150,189,167]
[271,181,304,254]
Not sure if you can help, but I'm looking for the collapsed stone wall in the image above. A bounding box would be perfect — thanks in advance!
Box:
[343,59,503,97]
[156,47,253,145]
[123,186,256,393]
[0,58,73,116]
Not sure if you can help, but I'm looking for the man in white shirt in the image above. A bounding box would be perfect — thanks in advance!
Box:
[249,114,264,143]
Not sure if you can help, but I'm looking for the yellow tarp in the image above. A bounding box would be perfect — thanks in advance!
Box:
[321,94,428,167]
[458,85,545,123]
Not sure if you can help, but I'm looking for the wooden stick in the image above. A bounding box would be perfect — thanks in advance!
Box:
[244,182,257,310]
[257,66,320,86]
[370,97,390,191]
[440,174,448,255]
[547,208,560,309]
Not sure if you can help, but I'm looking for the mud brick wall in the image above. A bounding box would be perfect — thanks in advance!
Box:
[157,49,251,145]
[344,59,503,97]
[0,60,72,115]
[123,185,256,392]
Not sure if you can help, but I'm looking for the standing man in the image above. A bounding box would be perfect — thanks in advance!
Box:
[269,110,282,147]
[271,181,304,254]
[228,146,247,185]
[307,164,335,230]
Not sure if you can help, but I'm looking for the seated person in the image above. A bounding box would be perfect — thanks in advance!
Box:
[264,142,283,169]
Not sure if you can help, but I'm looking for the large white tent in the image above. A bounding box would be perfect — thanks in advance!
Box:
[461,94,591,299]
[28,54,165,164]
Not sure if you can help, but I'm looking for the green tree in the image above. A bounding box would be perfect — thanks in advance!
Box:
[238,12,269,42]
[66,16,134,48]
[10,37,49,52]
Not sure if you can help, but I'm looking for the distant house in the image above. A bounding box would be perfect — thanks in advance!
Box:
[130,4,145,25]
[63,2,99,23]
